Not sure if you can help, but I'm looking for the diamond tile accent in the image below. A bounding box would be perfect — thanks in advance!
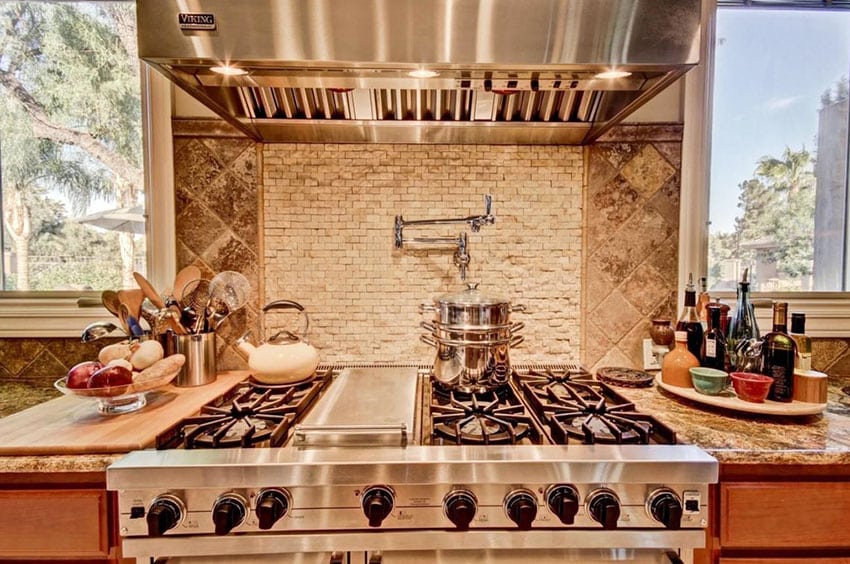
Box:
[173,131,261,371]
[620,144,676,199]
[584,132,682,369]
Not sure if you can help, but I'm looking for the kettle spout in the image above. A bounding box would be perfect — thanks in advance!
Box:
[234,332,255,362]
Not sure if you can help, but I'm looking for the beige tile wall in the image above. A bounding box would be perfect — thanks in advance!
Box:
[263,144,584,364]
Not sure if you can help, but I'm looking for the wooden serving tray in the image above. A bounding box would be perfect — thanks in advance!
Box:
[655,374,827,417]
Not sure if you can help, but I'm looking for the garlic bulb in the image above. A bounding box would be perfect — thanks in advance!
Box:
[129,340,165,370]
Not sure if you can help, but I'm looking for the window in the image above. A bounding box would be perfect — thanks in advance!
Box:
[707,7,850,294]
[0,0,174,336]
[682,0,850,336]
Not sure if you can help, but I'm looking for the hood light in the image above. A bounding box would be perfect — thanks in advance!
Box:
[210,65,249,76]
[594,70,632,79]
[408,69,440,79]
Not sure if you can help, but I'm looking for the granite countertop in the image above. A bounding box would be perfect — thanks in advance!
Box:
[615,374,850,465]
[3,371,850,475]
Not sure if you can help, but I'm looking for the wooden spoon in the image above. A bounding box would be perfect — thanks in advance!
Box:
[133,271,166,309]
[117,288,145,321]
[101,290,121,317]
[172,265,202,306]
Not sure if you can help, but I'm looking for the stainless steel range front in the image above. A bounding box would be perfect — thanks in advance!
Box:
[107,366,718,564]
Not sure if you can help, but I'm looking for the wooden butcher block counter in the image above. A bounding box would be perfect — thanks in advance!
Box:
[0,371,247,455]
[0,371,247,563]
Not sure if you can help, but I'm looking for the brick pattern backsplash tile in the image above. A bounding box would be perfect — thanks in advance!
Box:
[263,143,583,364]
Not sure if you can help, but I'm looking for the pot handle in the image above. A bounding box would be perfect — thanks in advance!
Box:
[511,304,526,313]
[510,321,525,333]
[510,335,524,348]
[419,303,437,314]
[420,334,438,348]
[420,321,436,333]
[262,299,310,339]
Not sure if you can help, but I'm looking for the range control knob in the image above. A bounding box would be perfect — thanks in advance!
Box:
[256,488,291,530]
[443,490,477,530]
[587,489,620,530]
[212,494,247,536]
[361,486,395,527]
[648,489,683,530]
[546,485,580,525]
[146,495,184,537]
[504,489,538,530]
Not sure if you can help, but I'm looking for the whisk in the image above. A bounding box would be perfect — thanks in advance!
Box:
[208,271,251,329]
[180,278,213,333]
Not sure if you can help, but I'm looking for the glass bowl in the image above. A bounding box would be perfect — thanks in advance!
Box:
[54,356,184,415]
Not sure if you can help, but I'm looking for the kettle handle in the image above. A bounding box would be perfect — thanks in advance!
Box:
[262,300,310,339]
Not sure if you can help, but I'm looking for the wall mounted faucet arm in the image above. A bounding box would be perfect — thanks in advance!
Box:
[394,195,494,249]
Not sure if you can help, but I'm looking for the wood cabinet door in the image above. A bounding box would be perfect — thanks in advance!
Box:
[0,489,110,558]
[721,482,850,549]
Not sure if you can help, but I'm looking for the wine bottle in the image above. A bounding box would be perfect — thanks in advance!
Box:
[726,268,760,372]
[762,302,796,403]
[790,312,812,372]
[676,273,704,360]
[701,305,727,371]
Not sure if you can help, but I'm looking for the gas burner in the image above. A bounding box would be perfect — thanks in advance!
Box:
[431,377,512,403]
[516,365,593,386]
[156,369,333,449]
[518,371,677,445]
[431,388,536,445]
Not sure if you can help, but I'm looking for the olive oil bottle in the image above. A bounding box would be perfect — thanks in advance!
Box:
[762,302,796,403]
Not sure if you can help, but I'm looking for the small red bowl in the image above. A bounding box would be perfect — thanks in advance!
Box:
[730,372,774,403]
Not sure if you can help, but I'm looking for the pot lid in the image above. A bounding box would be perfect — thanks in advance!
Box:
[435,283,510,307]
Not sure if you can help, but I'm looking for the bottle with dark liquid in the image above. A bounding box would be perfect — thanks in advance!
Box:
[676,273,704,360]
[726,268,760,371]
[762,302,796,403]
[701,304,727,371]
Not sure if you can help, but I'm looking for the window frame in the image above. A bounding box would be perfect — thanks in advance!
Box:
[681,0,850,337]
[0,64,175,338]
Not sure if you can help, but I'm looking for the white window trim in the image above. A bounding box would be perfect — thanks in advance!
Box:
[681,0,850,338]
[0,66,175,338]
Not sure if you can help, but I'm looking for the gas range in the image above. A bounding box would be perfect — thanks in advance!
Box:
[107,365,718,564]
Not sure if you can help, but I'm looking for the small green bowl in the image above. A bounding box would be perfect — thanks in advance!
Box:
[689,367,730,396]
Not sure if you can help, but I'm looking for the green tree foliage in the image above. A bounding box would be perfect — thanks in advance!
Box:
[709,146,815,289]
[0,1,142,290]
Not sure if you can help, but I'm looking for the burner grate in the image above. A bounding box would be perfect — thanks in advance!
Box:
[430,383,538,445]
[156,369,333,449]
[515,367,677,445]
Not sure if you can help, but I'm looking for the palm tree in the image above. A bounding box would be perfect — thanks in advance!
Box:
[754,146,813,197]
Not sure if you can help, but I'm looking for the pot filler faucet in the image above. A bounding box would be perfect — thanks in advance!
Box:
[394,195,495,281]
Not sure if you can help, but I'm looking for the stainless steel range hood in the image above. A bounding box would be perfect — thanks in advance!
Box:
[137,0,701,144]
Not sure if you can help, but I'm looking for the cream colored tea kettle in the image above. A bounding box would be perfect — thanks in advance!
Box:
[234,300,319,384]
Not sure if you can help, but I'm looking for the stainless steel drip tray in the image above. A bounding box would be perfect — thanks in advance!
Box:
[290,367,420,447]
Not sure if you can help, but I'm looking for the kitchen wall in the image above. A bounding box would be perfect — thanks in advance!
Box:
[5,116,850,415]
